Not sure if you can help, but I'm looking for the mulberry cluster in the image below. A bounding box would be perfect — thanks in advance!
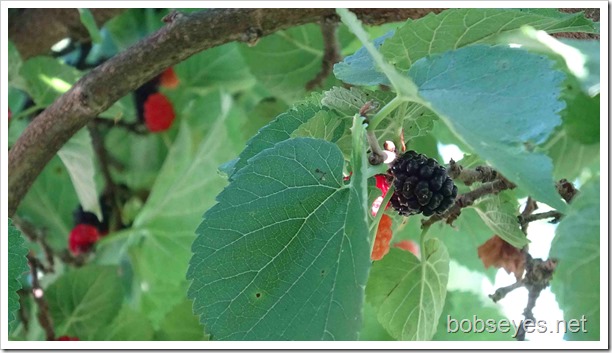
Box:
[389,151,457,217]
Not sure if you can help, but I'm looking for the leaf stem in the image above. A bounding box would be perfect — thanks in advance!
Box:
[367,96,402,131]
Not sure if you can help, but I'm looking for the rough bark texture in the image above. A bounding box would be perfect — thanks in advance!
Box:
[8,9,127,59]
[8,8,446,217]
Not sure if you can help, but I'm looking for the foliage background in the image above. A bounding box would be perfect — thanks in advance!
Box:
[7,8,600,342]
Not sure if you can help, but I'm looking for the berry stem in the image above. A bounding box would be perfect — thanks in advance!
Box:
[368,184,395,249]
[367,96,402,131]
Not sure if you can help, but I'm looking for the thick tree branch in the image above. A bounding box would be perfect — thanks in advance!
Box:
[9,9,127,59]
[8,8,445,217]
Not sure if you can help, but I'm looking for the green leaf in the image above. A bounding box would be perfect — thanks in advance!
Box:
[57,128,102,220]
[333,31,394,86]
[123,93,247,324]
[433,290,513,341]
[359,302,394,341]
[46,266,123,339]
[382,8,597,71]
[498,26,600,97]
[561,80,599,144]
[92,305,154,340]
[8,219,28,327]
[424,209,498,282]
[240,23,352,103]
[366,240,449,341]
[187,138,370,340]
[155,300,208,341]
[17,157,79,250]
[550,176,599,340]
[78,9,103,43]
[322,87,437,154]
[8,41,27,91]
[290,110,345,142]
[231,93,324,179]
[174,43,255,94]
[543,130,600,181]
[408,44,567,210]
[337,9,420,100]
[20,57,81,106]
[473,191,528,248]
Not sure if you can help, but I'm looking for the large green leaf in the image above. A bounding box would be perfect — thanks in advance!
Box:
[92,305,154,340]
[57,128,102,220]
[382,8,596,71]
[366,240,449,341]
[155,300,208,341]
[187,137,370,340]
[8,219,28,327]
[46,266,123,339]
[408,45,567,211]
[433,290,513,341]
[230,93,324,179]
[550,177,599,340]
[17,157,79,250]
[473,191,528,249]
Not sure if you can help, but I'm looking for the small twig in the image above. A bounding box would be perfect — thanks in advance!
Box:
[520,210,563,226]
[93,117,148,134]
[28,256,55,340]
[17,288,30,333]
[306,16,342,90]
[448,159,498,186]
[88,124,123,231]
[422,178,516,227]
[489,280,524,303]
[13,216,55,272]
[519,197,538,233]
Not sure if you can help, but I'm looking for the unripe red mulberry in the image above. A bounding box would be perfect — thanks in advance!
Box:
[371,214,393,261]
[143,93,175,132]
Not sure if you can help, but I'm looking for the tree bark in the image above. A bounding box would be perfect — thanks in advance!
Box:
[8,8,446,217]
[9,9,127,59]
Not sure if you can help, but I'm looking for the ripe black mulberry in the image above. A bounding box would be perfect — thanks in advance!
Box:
[389,151,457,216]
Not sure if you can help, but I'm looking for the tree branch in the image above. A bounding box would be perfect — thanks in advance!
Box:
[9,9,127,59]
[8,8,445,217]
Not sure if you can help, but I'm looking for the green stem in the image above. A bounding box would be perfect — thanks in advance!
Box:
[368,184,396,251]
[367,96,402,131]
[366,163,389,179]
[11,105,44,120]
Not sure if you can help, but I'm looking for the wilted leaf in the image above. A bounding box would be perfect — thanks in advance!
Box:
[477,235,526,281]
